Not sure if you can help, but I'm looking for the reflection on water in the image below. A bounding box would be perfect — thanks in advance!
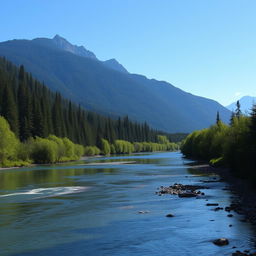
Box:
[0,167,116,191]
[0,152,255,256]
[187,168,216,176]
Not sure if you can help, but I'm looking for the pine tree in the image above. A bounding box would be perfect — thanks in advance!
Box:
[32,97,44,137]
[235,100,242,118]
[17,65,32,141]
[229,112,235,126]
[216,111,220,125]
[1,85,19,136]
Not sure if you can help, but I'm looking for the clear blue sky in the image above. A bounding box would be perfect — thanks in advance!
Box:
[1,0,256,105]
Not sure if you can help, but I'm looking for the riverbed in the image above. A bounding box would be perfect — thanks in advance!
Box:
[0,152,255,255]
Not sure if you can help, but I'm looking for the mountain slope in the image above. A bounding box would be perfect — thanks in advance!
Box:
[226,96,256,114]
[0,36,231,132]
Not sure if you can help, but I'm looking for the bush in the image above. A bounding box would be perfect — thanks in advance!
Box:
[47,135,66,161]
[29,137,58,164]
[209,157,225,167]
[84,146,100,156]
[101,139,111,155]
[0,116,20,165]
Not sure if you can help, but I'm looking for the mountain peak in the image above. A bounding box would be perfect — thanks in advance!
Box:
[103,58,128,73]
[52,34,97,59]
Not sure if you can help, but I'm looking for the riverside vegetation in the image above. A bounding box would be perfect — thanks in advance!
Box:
[0,115,178,167]
[181,102,256,183]
[0,57,178,167]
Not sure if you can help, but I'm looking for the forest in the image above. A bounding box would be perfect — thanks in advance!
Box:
[181,103,256,183]
[0,57,179,167]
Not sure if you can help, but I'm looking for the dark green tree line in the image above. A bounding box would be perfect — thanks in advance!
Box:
[0,57,174,146]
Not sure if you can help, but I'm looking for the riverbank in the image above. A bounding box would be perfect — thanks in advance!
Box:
[189,163,256,226]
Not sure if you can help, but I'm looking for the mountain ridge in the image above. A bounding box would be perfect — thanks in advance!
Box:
[0,35,231,132]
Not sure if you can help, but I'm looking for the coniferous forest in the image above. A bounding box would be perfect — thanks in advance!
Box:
[0,57,179,166]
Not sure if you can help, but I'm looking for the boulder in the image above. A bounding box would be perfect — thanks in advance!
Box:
[213,238,229,246]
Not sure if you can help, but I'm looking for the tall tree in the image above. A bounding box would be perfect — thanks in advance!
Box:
[1,85,19,136]
[235,100,242,118]
[216,111,220,125]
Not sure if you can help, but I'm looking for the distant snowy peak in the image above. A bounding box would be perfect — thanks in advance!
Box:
[103,58,128,73]
[52,34,97,59]
[226,96,256,114]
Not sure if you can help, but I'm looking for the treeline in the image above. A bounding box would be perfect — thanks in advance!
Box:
[0,57,173,146]
[85,135,179,156]
[0,115,178,167]
[181,103,256,182]
[0,116,84,167]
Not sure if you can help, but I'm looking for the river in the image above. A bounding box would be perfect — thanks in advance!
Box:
[0,152,255,256]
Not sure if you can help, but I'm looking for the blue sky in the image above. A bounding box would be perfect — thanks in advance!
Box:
[1,0,256,105]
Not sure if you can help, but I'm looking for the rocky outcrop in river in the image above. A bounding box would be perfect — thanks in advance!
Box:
[156,183,208,197]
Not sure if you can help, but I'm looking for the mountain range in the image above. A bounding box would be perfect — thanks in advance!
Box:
[226,96,256,114]
[0,35,231,132]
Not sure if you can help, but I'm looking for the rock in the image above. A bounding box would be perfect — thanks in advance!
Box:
[166,213,174,217]
[156,183,208,197]
[229,224,233,227]
[214,207,223,211]
[225,206,231,212]
[227,214,234,217]
[179,193,197,198]
[206,203,219,206]
[213,238,229,246]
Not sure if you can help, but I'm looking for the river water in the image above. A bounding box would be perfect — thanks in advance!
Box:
[0,152,255,256]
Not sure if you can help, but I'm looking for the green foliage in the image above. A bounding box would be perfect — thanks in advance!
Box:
[29,137,58,164]
[47,135,66,161]
[0,116,20,165]
[110,144,116,154]
[114,140,134,154]
[101,139,111,155]
[157,135,169,144]
[84,146,100,156]
[181,121,229,160]
[0,57,186,147]
[181,113,256,183]
[28,136,84,164]
[209,157,225,167]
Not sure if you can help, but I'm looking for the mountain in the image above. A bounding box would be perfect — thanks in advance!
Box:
[0,35,231,133]
[103,58,128,73]
[52,34,97,59]
[226,96,256,114]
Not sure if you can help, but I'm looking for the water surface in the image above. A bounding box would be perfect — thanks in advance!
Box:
[0,152,255,255]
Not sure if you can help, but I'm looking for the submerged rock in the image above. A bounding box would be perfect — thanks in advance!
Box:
[166,213,174,217]
[213,238,229,246]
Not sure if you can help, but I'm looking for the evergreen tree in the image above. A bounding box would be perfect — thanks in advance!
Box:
[216,111,220,125]
[1,85,19,136]
[17,66,32,141]
[230,111,235,126]
[235,100,242,118]
[0,57,172,147]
